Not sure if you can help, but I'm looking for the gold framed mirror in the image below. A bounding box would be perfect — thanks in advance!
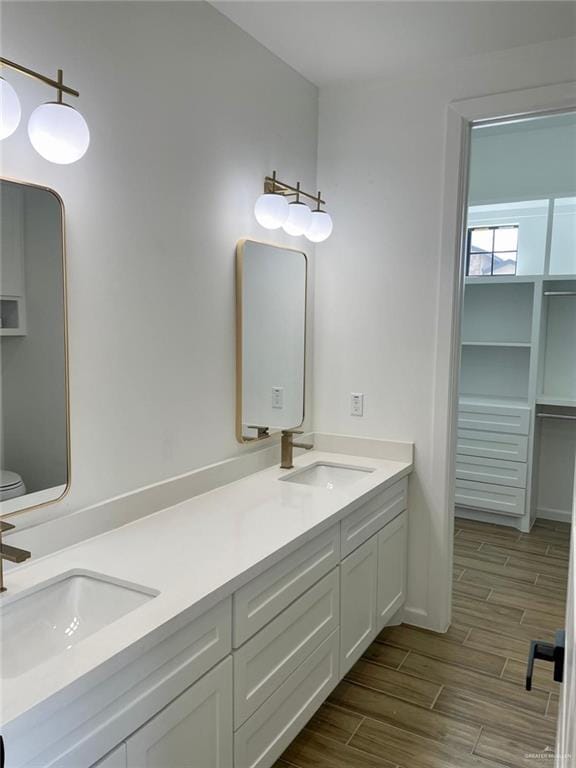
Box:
[236,239,307,443]
[0,178,71,517]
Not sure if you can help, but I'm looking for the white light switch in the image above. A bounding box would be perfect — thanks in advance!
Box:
[351,392,364,417]
[272,386,284,409]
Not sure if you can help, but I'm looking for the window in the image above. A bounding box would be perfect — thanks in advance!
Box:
[466,225,519,276]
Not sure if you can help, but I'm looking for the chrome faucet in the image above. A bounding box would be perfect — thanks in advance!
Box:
[281,429,313,470]
[0,521,31,593]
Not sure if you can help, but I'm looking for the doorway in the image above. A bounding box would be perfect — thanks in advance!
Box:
[441,93,576,766]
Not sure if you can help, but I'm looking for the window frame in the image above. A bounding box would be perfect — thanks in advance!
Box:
[466,224,519,277]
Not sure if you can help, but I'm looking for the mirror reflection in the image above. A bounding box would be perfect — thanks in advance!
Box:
[0,179,69,515]
[236,239,307,442]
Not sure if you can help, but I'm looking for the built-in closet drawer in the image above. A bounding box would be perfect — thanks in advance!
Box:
[458,404,531,435]
[233,524,339,647]
[457,429,528,463]
[340,478,407,558]
[234,568,339,727]
[456,454,528,488]
[234,630,339,768]
[455,479,526,517]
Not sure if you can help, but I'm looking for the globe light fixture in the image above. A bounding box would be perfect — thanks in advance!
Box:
[0,77,21,140]
[256,173,333,242]
[282,182,312,236]
[254,193,289,229]
[306,192,333,242]
[283,202,312,236]
[0,58,89,164]
[254,171,289,229]
[28,102,90,164]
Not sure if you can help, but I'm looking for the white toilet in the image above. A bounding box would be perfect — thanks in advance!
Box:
[0,470,26,501]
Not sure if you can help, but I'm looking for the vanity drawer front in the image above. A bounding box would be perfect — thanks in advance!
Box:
[234,629,339,768]
[234,568,339,727]
[457,429,528,463]
[233,525,340,648]
[458,404,531,435]
[456,454,528,488]
[455,479,526,517]
[341,478,407,558]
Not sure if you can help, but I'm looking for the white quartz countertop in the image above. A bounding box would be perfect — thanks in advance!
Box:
[1,450,412,727]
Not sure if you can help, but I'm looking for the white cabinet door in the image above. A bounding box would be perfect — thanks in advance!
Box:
[340,536,378,676]
[126,658,233,768]
[376,512,407,630]
[93,744,127,768]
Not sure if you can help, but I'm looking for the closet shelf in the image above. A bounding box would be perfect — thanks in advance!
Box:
[461,341,531,348]
[536,396,576,408]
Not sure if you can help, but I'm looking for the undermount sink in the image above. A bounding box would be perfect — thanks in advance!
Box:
[0,571,158,679]
[280,462,375,490]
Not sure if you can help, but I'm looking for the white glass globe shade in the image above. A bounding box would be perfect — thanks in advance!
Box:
[306,210,333,243]
[282,202,312,236]
[254,193,289,229]
[28,102,90,164]
[0,78,21,140]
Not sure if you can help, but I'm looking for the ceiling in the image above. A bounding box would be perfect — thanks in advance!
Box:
[211,1,576,86]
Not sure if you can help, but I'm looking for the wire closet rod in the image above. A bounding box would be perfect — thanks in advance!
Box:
[543,291,576,296]
[537,413,576,421]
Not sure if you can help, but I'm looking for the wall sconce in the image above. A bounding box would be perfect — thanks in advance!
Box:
[0,57,89,164]
[254,171,333,243]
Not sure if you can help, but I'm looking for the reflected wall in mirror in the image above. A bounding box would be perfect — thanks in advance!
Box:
[236,239,307,442]
[0,179,69,516]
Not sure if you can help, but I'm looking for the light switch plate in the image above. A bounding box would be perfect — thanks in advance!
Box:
[272,386,284,409]
[351,392,364,417]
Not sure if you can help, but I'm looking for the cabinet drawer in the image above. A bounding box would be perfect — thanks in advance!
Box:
[457,429,528,462]
[455,479,526,517]
[458,404,531,435]
[341,478,407,558]
[233,525,339,647]
[234,630,339,768]
[456,454,528,488]
[377,511,407,630]
[234,569,339,728]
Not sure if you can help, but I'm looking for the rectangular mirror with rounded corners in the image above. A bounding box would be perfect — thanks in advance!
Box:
[236,239,307,443]
[0,178,70,517]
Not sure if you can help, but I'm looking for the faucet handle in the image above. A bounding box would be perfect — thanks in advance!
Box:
[282,429,304,435]
[0,521,15,533]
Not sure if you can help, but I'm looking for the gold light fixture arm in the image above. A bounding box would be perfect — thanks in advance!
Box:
[264,172,326,207]
[0,56,80,99]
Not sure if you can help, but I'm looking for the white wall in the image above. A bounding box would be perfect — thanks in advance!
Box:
[0,1,318,526]
[314,36,576,630]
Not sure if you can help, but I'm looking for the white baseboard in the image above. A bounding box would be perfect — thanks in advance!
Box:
[536,506,573,525]
[402,605,437,631]
[455,505,528,532]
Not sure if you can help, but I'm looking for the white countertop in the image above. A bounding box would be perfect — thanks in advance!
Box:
[0,450,412,728]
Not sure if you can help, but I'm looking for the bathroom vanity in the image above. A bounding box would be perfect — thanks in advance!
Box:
[0,447,412,768]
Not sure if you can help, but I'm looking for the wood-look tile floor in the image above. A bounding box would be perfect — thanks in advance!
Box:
[275,517,571,768]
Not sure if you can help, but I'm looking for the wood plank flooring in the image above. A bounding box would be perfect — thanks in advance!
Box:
[275,517,570,768]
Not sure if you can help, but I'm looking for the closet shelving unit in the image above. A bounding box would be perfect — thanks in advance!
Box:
[456,200,576,531]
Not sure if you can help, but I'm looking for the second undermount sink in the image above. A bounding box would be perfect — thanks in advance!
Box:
[281,462,375,490]
[0,571,158,679]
